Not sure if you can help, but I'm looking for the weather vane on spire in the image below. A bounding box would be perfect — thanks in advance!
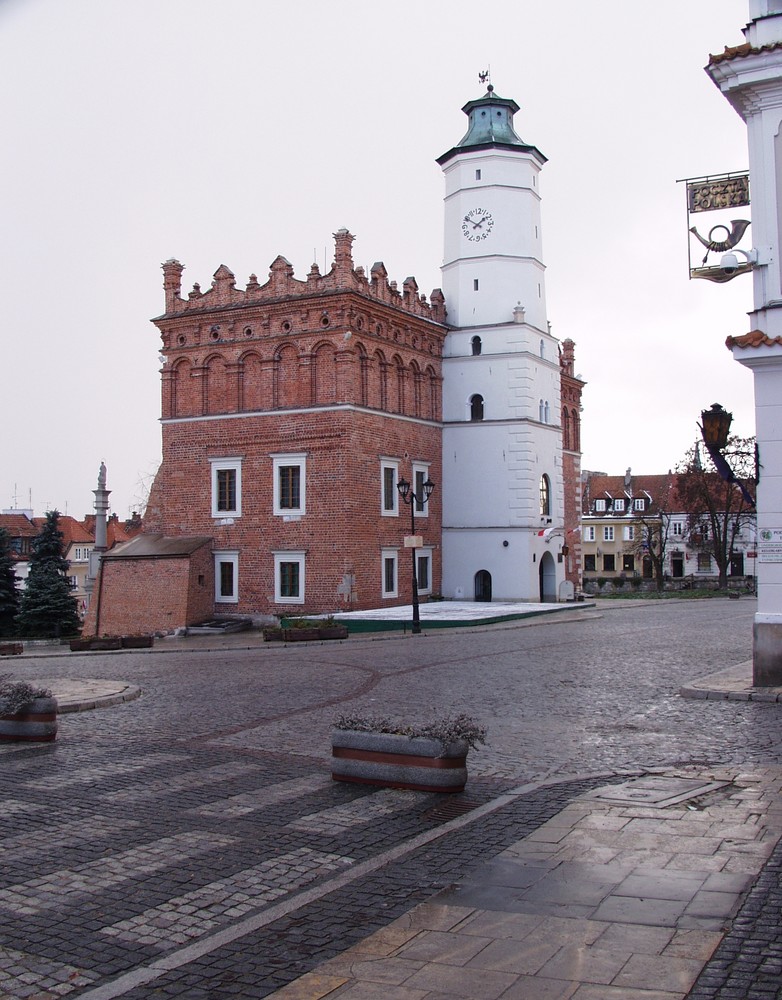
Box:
[478,68,491,89]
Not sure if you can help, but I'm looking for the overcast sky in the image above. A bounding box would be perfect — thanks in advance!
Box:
[0,0,756,519]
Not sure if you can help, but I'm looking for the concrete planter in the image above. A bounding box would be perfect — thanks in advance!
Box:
[331,730,469,792]
[0,696,58,743]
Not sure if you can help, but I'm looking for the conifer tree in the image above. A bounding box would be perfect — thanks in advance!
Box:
[16,511,81,638]
[0,528,19,635]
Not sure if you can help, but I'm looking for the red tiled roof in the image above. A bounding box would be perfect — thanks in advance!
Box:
[708,41,782,65]
[726,329,782,349]
[0,513,37,538]
[582,473,683,514]
[57,515,94,548]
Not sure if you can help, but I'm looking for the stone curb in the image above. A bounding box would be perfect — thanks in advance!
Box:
[51,684,142,714]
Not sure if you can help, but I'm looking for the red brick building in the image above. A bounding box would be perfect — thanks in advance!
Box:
[88,230,448,632]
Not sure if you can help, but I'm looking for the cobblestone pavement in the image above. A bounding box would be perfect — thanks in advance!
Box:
[2,599,781,998]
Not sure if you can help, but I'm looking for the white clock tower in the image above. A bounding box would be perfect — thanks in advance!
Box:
[438,85,564,603]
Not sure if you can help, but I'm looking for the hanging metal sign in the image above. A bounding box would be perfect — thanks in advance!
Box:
[679,171,753,282]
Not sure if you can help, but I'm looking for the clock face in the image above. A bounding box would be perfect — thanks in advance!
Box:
[462,207,494,242]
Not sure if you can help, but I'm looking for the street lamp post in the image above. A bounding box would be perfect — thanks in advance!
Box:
[397,477,436,635]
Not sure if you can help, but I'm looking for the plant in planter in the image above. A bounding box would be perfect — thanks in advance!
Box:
[331,712,486,793]
[0,675,58,742]
[263,616,349,642]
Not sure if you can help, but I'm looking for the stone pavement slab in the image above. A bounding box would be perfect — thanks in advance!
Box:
[268,766,782,999]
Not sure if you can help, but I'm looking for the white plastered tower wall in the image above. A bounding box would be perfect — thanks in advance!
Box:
[707,0,782,683]
[438,87,564,602]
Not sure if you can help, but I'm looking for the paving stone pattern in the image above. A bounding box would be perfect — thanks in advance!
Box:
[2,600,782,998]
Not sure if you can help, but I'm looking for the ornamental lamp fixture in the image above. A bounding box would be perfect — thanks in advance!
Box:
[397,476,436,635]
[700,403,733,453]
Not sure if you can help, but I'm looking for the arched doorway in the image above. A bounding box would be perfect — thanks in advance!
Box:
[539,551,557,602]
[474,570,492,602]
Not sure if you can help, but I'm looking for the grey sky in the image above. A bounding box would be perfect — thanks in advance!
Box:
[0,0,754,519]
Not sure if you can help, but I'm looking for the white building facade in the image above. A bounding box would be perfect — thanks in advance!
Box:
[708,1,782,683]
[438,86,564,602]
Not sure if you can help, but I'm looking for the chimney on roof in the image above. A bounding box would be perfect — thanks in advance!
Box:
[624,467,632,487]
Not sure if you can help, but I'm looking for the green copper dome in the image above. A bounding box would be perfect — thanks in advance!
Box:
[437,85,546,166]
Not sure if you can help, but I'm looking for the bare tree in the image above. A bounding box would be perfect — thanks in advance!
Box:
[675,437,756,589]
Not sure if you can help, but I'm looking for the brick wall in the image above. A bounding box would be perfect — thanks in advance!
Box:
[84,544,214,635]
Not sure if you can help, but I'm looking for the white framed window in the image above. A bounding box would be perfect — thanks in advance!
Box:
[672,521,684,536]
[381,548,398,598]
[211,458,242,518]
[214,551,239,603]
[595,499,606,512]
[634,498,645,511]
[614,499,625,512]
[412,463,431,516]
[603,525,615,542]
[273,453,306,516]
[623,525,635,541]
[417,547,433,595]
[539,474,551,516]
[381,459,400,515]
[274,551,305,604]
[584,526,596,542]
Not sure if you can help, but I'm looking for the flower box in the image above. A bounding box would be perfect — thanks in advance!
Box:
[331,730,469,792]
[0,696,58,743]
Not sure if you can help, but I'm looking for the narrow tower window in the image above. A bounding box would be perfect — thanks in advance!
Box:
[475,169,481,180]
[540,475,551,516]
[470,394,484,421]
[471,336,482,356]
[473,279,479,291]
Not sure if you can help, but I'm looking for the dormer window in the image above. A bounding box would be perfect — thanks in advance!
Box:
[594,499,606,512]
[634,498,645,511]
[614,499,625,513]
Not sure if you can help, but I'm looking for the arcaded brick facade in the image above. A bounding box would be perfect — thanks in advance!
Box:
[141,230,447,618]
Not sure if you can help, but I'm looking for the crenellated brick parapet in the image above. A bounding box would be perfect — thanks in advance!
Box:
[154,229,447,424]
[158,228,446,326]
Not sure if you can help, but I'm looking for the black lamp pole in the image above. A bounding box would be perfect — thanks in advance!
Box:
[397,477,436,635]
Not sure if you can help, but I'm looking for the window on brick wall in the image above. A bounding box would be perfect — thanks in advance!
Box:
[273,454,306,516]
[274,551,305,603]
[413,464,431,515]
[211,458,242,518]
[214,551,239,603]
[381,459,400,515]
[417,548,432,594]
[381,548,398,598]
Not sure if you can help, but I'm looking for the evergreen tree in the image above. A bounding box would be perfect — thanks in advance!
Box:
[0,528,20,635]
[16,511,81,638]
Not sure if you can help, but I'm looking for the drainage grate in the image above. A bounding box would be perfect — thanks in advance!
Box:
[424,796,484,823]
[587,776,730,809]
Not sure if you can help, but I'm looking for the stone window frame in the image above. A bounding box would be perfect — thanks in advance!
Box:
[274,550,306,604]
[381,547,398,598]
[412,463,431,517]
[272,453,306,517]
[210,458,242,519]
[416,547,433,595]
[214,550,239,604]
[381,458,400,516]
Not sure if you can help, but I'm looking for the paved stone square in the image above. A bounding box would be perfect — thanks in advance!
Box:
[2,599,781,998]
